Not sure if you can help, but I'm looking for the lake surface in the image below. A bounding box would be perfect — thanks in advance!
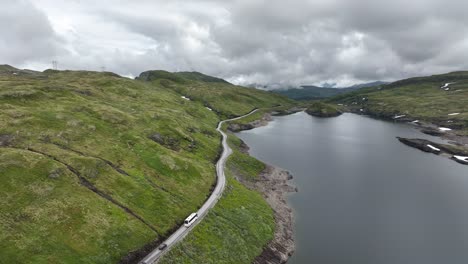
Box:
[237,112,468,264]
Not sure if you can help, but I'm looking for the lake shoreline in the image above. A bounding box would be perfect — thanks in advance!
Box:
[235,111,468,263]
[341,109,468,164]
[229,111,297,264]
[345,109,468,146]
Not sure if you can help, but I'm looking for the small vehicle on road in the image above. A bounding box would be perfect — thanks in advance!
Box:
[184,212,198,227]
[158,243,167,250]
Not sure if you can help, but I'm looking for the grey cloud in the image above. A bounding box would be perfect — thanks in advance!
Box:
[0,0,65,66]
[4,0,468,87]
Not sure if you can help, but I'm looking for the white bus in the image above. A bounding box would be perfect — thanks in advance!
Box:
[184,213,198,227]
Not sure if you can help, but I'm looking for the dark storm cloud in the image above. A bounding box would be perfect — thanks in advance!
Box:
[0,0,65,66]
[3,0,468,86]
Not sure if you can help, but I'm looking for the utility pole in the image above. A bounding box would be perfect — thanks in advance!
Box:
[101,66,106,72]
[52,60,58,70]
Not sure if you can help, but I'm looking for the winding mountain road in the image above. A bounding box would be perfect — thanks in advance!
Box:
[139,109,258,264]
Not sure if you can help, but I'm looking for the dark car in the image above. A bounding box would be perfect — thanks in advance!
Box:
[158,243,168,250]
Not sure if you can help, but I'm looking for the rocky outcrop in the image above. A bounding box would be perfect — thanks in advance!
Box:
[227,113,273,132]
[397,137,468,165]
[420,128,445,137]
[397,137,442,154]
[0,134,14,147]
[148,132,181,151]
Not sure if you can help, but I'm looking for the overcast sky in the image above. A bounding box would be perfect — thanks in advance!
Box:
[2,0,468,87]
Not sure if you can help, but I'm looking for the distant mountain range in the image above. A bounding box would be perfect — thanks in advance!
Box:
[272,81,388,100]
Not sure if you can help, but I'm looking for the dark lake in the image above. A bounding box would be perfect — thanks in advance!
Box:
[236,111,468,264]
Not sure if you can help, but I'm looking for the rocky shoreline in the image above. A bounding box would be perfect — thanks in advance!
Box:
[397,137,468,165]
[227,113,273,132]
[228,111,297,264]
[251,166,297,264]
[345,108,468,164]
[347,108,468,147]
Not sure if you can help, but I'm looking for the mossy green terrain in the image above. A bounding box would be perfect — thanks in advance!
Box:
[137,70,292,118]
[0,66,292,263]
[329,71,468,135]
[305,101,342,117]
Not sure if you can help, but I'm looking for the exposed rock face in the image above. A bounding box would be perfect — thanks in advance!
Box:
[250,166,296,264]
[0,134,14,147]
[233,162,296,264]
[397,137,468,165]
[227,113,273,132]
[421,128,444,137]
[397,137,442,154]
[148,132,180,151]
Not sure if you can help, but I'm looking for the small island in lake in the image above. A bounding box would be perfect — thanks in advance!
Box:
[305,102,343,117]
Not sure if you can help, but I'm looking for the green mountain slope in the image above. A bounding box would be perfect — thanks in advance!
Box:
[0,66,293,263]
[273,81,387,100]
[137,70,291,117]
[328,71,468,135]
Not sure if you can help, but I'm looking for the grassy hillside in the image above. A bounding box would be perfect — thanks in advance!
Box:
[0,66,292,263]
[137,70,292,118]
[328,71,468,135]
[273,81,387,101]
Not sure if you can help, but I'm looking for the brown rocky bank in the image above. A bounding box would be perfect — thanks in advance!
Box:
[397,137,468,165]
[227,113,273,132]
[228,111,297,264]
[251,165,297,264]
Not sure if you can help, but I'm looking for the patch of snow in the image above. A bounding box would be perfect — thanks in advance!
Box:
[439,127,452,131]
[360,109,364,112]
[206,107,212,111]
[394,115,406,119]
[454,155,468,162]
[441,82,456,89]
[448,113,460,116]
[12,72,18,75]
[447,120,453,123]
[337,104,343,106]
[411,120,420,123]
[445,88,450,91]
[427,144,441,152]
[181,96,190,101]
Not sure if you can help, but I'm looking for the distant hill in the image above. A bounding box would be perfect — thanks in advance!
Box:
[273,81,388,100]
[175,71,230,84]
[137,70,230,84]
[329,71,468,135]
[0,64,40,76]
